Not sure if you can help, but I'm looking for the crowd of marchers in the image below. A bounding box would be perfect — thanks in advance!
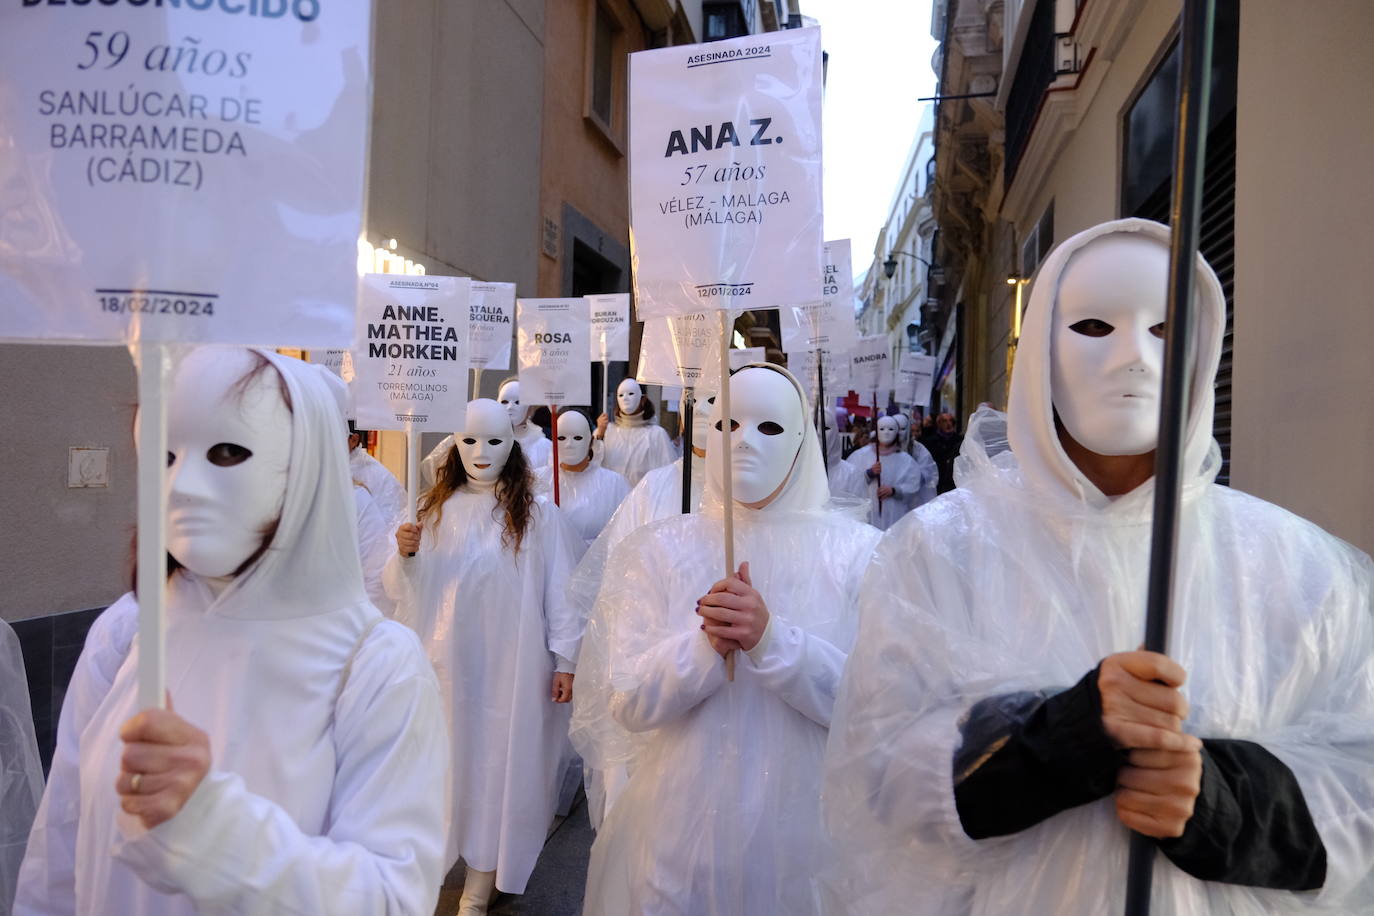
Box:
[3,219,1370,916]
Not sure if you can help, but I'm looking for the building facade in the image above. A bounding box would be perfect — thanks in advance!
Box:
[925,0,1374,555]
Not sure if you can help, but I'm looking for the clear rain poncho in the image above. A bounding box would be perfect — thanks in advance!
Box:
[350,446,407,531]
[17,349,450,916]
[571,364,881,915]
[822,219,1374,914]
[600,415,677,487]
[2,619,42,916]
[383,468,584,894]
[534,464,631,550]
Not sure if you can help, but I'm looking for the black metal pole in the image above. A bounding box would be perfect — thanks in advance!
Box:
[817,348,829,475]
[681,389,694,514]
[1123,2,1214,914]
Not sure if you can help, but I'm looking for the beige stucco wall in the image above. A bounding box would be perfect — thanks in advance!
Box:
[368,0,546,293]
[0,346,137,622]
[1229,2,1374,555]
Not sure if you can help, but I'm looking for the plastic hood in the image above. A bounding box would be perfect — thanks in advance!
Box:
[1007,218,1226,509]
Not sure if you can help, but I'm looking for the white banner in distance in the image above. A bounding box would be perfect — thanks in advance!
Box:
[850,335,893,397]
[468,282,516,371]
[587,293,631,362]
[628,28,824,319]
[728,346,766,371]
[896,352,938,408]
[0,5,372,347]
[353,275,470,431]
[782,238,857,353]
[637,312,722,391]
[517,298,591,407]
[786,347,847,399]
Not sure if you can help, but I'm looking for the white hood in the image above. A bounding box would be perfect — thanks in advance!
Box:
[703,363,830,517]
[1006,218,1226,511]
[196,350,369,620]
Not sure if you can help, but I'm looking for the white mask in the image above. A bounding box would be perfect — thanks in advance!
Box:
[894,413,910,443]
[556,410,592,467]
[877,416,899,446]
[165,349,292,579]
[709,368,805,506]
[457,399,515,483]
[1051,234,1168,456]
[616,378,643,415]
[690,391,715,451]
[497,380,527,428]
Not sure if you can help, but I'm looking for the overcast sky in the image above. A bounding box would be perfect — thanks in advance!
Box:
[807,0,940,280]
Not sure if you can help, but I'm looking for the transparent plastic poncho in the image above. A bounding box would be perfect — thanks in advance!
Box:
[822,220,1374,914]
[571,364,881,914]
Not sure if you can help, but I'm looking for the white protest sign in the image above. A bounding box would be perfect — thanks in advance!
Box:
[729,347,766,370]
[307,348,355,418]
[787,347,846,398]
[468,282,516,371]
[517,298,591,406]
[782,239,857,353]
[896,352,938,408]
[636,312,722,391]
[850,335,893,397]
[0,5,371,347]
[628,28,824,318]
[587,293,631,362]
[352,275,470,432]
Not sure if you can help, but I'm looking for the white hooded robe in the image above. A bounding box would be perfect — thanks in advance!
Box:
[572,365,880,914]
[17,350,449,916]
[600,417,676,487]
[384,486,582,894]
[823,219,1374,915]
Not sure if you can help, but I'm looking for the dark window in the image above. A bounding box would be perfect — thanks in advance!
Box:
[1003,0,1055,189]
[1122,0,1239,484]
[704,2,749,41]
[591,5,616,127]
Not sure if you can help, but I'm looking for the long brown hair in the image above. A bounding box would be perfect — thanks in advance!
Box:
[419,440,536,553]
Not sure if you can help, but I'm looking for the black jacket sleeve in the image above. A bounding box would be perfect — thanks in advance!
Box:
[953,666,1123,839]
[1157,739,1326,891]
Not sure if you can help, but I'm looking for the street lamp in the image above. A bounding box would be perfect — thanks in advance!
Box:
[883,250,945,285]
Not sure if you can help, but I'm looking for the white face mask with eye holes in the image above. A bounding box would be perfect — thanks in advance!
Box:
[616,378,643,415]
[165,348,293,580]
[497,380,527,429]
[690,391,715,453]
[707,368,805,506]
[457,399,515,484]
[556,410,593,467]
[1051,234,1169,456]
[877,416,899,446]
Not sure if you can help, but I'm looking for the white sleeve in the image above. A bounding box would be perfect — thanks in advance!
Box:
[356,494,395,615]
[887,455,922,502]
[15,599,138,916]
[541,502,585,665]
[743,617,848,728]
[912,444,939,506]
[611,630,728,733]
[111,624,449,916]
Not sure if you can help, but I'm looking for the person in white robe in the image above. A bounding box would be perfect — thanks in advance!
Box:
[572,364,880,914]
[595,379,676,486]
[844,415,938,529]
[823,218,1374,914]
[823,408,868,501]
[2,619,43,916]
[17,348,449,916]
[534,411,630,550]
[387,399,583,915]
[349,421,406,529]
